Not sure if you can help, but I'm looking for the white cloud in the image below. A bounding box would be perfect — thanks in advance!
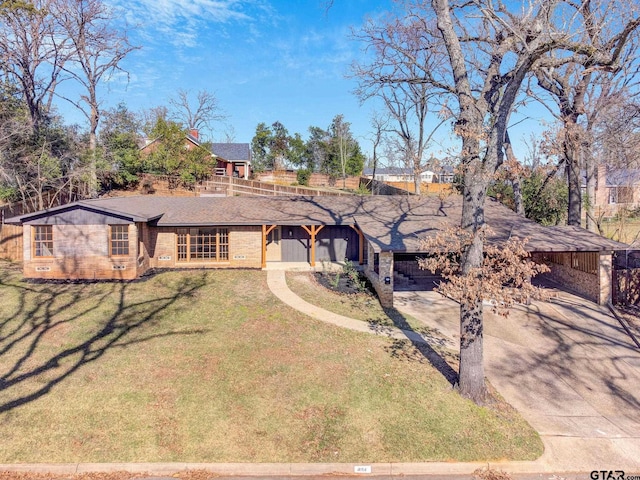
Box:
[108,0,274,48]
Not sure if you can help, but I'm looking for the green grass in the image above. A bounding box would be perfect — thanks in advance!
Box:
[0,262,542,462]
[286,271,446,336]
[600,217,640,243]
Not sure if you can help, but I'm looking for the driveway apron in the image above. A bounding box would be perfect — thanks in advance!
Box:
[394,290,640,471]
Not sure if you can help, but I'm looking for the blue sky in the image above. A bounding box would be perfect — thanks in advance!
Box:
[54,0,547,163]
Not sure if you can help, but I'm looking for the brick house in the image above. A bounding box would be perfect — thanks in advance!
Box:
[210,143,251,179]
[588,165,640,218]
[6,195,626,307]
[140,130,251,179]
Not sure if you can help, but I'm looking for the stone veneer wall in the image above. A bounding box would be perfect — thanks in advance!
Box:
[598,252,613,305]
[363,243,394,307]
[533,251,613,305]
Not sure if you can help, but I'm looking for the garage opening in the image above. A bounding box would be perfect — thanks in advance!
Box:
[393,253,442,291]
[532,251,600,303]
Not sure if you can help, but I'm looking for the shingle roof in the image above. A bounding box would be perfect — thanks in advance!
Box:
[210,143,251,162]
[7,195,627,253]
[606,168,640,187]
[351,195,628,253]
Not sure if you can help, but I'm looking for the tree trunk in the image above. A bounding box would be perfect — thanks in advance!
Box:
[565,124,582,226]
[459,296,485,401]
[513,176,524,216]
[458,166,489,403]
[504,130,524,216]
[88,129,98,198]
[87,99,99,199]
[414,171,421,194]
[584,143,598,232]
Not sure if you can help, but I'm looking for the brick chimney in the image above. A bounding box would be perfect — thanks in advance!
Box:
[189,128,199,140]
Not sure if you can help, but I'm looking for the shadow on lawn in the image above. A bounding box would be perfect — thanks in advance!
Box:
[0,272,209,413]
[368,306,460,387]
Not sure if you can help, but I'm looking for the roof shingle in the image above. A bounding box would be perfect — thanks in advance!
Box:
[7,194,627,253]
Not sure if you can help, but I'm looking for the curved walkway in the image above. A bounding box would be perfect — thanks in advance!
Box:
[266,269,428,344]
[268,269,640,473]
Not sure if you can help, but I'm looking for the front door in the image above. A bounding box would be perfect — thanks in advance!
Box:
[266,226,281,262]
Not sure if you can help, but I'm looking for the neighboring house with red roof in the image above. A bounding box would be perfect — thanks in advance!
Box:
[6,195,626,307]
[210,143,251,179]
[140,129,251,179]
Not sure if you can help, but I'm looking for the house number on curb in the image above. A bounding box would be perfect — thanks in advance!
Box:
[354,466,372,474]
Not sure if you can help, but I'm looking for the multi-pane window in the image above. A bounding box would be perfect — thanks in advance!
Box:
[33,225,53,257]
[609,186,633,204]
[110,225,129,256]
[177,228,229,262]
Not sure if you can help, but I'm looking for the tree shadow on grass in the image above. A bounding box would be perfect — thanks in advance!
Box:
[367,305,460,387]
[0,271,210,413]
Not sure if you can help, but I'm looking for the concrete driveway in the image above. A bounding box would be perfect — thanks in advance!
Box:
[394,290,640,471]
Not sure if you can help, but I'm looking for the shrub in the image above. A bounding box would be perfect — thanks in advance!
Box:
[297,169,311,186]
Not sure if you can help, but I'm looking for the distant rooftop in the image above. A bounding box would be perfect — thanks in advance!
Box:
[211,143,251,162]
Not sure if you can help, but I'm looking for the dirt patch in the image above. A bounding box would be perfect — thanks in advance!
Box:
[0,471,214,480]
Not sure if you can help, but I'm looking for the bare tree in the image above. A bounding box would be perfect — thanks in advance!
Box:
[54,0,138,197]
[529,2,640,228]
[367,112,388,194]
[0,0,69,133]
[357,0,640,403]
[330,114,350,188]
[169,88,226,140]
[140,105,168,137]
[354,15,450,194]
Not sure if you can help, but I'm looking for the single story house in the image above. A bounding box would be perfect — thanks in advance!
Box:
[6,195,627,307]
[363,166,455,184]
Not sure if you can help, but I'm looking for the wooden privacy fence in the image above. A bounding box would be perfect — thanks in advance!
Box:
[544,251,599,275]
[1,204,24,261]
[200,176,355,197]
[254,171,362,190]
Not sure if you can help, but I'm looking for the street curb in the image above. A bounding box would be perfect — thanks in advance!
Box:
[0,461,587,477]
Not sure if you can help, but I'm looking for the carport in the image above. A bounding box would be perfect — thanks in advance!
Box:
[353,196,628,307]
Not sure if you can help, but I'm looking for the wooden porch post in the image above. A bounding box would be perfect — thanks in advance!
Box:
[262,224,277,268]
[301,225,324,267]
[349,225,365,265]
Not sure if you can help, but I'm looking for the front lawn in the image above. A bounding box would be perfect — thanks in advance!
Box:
[0,262,542,462]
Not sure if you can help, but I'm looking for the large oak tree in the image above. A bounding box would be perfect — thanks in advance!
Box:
[356,0,640,403]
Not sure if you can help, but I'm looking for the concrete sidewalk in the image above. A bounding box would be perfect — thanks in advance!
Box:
[266,269,431,345]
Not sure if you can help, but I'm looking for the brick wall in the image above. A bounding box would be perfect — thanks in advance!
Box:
[23,223,139,280]
[148,226,262,270]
